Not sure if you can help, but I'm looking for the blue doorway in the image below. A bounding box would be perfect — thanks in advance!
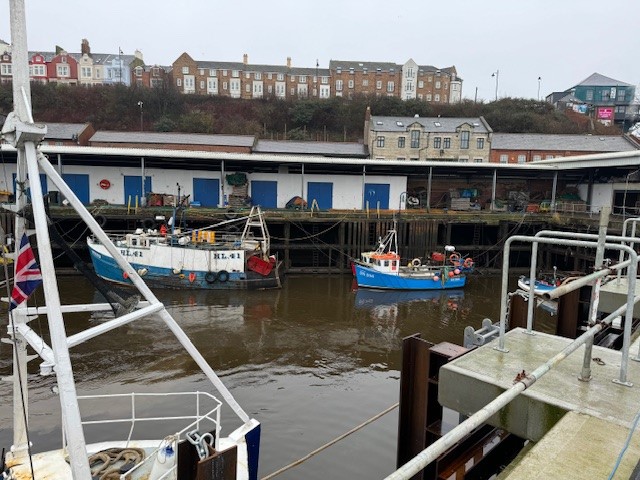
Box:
[307,182,333,209]
[363,183,390,209]
[193,178,220,207]
[250,180,277,208]
[62,173,90,205]
[124,176,152,204]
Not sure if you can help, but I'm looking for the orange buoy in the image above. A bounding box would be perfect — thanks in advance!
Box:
[188,272,196,283]
[123,271,129,279]
[463,258,474,269]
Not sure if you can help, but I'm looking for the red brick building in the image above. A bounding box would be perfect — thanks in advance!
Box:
[490,133,639,163]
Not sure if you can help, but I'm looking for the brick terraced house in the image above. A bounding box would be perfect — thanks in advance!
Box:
[171,54,462,103]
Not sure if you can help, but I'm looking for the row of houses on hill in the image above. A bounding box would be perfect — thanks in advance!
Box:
[0,39,460,102]
[0,39,166,88]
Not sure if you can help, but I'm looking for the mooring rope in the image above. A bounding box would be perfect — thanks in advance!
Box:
[261,402,399,480]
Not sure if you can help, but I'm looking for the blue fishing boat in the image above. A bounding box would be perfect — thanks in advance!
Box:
[353,229,472,290]
[88,206,282,290]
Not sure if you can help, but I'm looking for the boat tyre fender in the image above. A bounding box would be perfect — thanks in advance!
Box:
[217,270,229,283]
[411,258,421,267]
[95,215,108,227]
[205,272,217,284]
[143,218,156,230]
[224,209,238,220]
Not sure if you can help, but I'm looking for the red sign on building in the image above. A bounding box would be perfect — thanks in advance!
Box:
[597,107,613,120]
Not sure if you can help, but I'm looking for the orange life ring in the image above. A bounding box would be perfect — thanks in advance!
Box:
[99,179,111,190]
[449,253,462,266]
[463,258,474,269]
[188,272,196,283]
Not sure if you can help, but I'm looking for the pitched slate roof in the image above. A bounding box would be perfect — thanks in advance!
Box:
[90,131,256,147]
[492,133,639,152]
[254,140,367,157]
[44,123,90,140]
[329,60,399,72]
[370,116,491,133]
[575,73,632,88]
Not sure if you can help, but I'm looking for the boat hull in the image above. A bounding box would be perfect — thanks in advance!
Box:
[354,264,466,290]
[517,277,556,296]
[88,239,281,290]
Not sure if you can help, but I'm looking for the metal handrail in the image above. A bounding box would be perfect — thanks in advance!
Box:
[63,391,222,452]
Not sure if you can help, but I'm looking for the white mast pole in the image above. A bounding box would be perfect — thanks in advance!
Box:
[7,1,92,477]
[7,0,30,460]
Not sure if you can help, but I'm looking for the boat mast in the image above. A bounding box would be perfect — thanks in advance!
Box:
[5,0,92,476]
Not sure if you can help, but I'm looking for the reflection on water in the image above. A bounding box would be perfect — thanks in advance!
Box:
[0,273,513,479]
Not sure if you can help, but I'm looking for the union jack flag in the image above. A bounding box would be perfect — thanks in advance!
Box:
[9,233,43,311]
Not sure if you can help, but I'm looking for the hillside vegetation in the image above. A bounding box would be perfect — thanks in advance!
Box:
[0,83,621,141]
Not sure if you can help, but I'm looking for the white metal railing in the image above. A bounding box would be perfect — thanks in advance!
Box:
[63,390,222,456]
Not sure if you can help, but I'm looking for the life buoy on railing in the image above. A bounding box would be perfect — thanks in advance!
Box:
[99,179,111,190]
[217,270,229,283]
[205,272,217,284]
[463,258,474,269]
[411,258,422,267]
[449,253,462,266]
[188,272,196,283]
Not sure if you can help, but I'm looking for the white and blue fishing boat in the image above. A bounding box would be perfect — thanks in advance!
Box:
[353,229,472,290]
[517,267,581,296]
[87,206,282,290]
[2,2,261,478]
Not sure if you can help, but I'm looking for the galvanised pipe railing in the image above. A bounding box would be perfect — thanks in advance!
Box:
[500,235,637,385]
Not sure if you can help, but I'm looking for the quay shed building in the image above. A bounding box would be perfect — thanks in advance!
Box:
[0,137,639,214]
[2,132,640,273]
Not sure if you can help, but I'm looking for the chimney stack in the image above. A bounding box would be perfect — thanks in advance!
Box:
[81,38,90,55]
[286,56,291,69]
[243,53,248,65]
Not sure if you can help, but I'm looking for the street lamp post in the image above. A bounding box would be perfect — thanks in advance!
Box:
[137,101,143,131]
[491,70,499,101]
[538,76,542,101]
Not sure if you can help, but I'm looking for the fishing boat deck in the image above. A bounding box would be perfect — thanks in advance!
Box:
[439,328,640,478]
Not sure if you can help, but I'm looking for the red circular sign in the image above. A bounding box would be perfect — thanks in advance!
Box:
[99,179,111,190]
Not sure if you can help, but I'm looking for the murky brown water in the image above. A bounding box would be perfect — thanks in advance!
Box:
[0,273,530,479]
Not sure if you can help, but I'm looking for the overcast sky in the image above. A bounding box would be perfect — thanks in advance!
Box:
[1,0,638,102]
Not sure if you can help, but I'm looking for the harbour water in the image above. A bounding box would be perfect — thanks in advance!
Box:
[0,273,538,479]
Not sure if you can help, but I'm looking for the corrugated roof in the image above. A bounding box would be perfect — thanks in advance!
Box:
[370,116,490,133]
[44,122,90,140]
[254,140,367,157]
[492,133,639,152]
[575,72,632,88]
[90,131,256,147]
